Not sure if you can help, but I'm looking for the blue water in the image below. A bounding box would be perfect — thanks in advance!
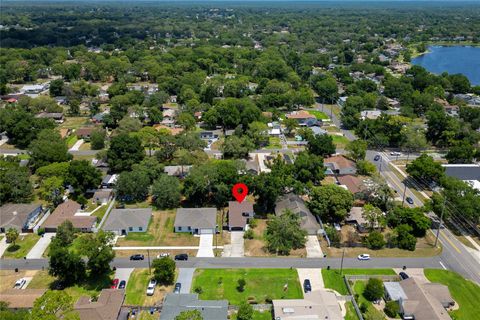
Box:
[412,46,480,85]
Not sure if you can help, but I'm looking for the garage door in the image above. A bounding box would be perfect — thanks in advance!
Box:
[199,228,213,234]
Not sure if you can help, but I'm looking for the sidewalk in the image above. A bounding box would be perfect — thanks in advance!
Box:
[0,237,8,257]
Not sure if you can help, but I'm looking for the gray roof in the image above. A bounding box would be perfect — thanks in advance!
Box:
[384,281,407,301]
[443,164,480,181]
[161,294,227,320]
[0,203,42,231]
[102,208,152,231]
[275,194,320,235]
[174,208,217,229]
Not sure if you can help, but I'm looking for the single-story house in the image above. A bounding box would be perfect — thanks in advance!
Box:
[324,155,357,175]
[92,189,113,205]
[310,125,327,136]
[75,289,125,320]
[101,174,118,188]
[360,110,382,120]
[240,157,260,175]
[345,207,369,233]
[384,281,407,302]
[285,110,316,126]
[92,158,109,173]
[174,208,217,234]
[35,112,65,123]
[275,193,320,235]
[76,127,96,140]
[227,201,254,231]
[443,164,480,191]
[42,200,96,232]
[102,208,152,235]
[337,175,364,194]
[272,290,342,320]
[163,109,176,119]
[0,289,47,309]
[199,131,220,140]
[164,165,192,177]
[0,203,43,233]
[160,294,228,320]
[21,83,49,94]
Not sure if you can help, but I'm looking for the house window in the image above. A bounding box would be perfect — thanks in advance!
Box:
[188,226,191,230]
[178,227,182,231]
[139,227,143,231]
[129,227,133,231]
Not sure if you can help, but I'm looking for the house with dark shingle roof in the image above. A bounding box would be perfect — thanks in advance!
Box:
[174,208,217,234]
[75,289,125,320]
[160,294,227,320]
[102,208,152,236]
[274,193,320,235]
[227,201,254,231]
[0,203,43,233]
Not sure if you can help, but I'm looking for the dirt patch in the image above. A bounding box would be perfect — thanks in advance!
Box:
[0,270,35,292]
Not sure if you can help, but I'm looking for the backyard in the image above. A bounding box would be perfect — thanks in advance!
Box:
[353,280,386,319]
[124,268,175,306]
[307,110,330,120]
[321,268,396,295]
[3,233,40,259]
[191,269,303,305]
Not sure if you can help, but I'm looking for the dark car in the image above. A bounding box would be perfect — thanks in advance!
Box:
[118,280,126,289]
[399,272,409,280]
[130,254,144,260]
[174,283,181,294]
[374,155,381,161]
[303,279,312,293]
[175,254,188,261]
[406,197,414,205]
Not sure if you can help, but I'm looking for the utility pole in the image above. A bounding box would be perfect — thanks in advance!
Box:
[434,195,447,247]
[147,249,151,275]
[401,184,408,207]
[340,246,346,275]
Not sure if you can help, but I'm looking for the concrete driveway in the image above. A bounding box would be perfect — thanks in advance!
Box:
[0,237,8,257]
[297,268,324,293]
[306,235,323,258]
[114,268,134,287]
[26,233,55,259]
[69,139,84,151]
[196,234,214,257]
[230,232,245,257]
[177,268,195,293]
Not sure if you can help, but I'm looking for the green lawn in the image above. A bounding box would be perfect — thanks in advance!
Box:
[353,281,385,319]
[125,269,151,305]
[3,234,40,259]
[322,269,396,295]
[344,301,358,320]
[232,311,272,320]
[307,110,329,120]
[192,269,303,305]
[66,135,78,148]
[331,135,350,148]
[424,269,480,320]
[265,137,282,149]
[92,204,109,221]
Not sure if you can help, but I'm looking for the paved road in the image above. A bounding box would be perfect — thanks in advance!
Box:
[0,148,99,157]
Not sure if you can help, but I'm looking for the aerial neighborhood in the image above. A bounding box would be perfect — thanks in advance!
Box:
[0,2,479,320]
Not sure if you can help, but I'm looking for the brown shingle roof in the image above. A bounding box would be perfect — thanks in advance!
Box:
[324,155,356,170]
[0,289,46,308]
[75,289,125,320]
[76,127,95,137]
[337,175,364,194]
[228,201,254,229]
[42,200,96,230]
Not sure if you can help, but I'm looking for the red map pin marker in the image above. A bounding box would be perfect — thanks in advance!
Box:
[232,183,248,203]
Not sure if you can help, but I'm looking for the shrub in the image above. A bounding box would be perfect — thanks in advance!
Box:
[37,227,45,236]
[243,229,254,239]
[363,278,384,301]
[248,219,257,229]
[237,278,246,292]
[384,301,400,317]
[395,224,417,251]
[364,231,386,250]
[194,286,203,294]
[359,303,368,313]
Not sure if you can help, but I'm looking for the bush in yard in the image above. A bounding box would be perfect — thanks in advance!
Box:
[359,303,368,313]
[243,229,254,239]
[175,310,203,320]
[364,231,386,250]
[384,300,400,317]
[395,224,417,251]
[363,278,384,301]
[37,227,45,236]
[194,286,203,294]
[237,301,254,320]
[248,218,257,228]
[237,278,246,292]
[152,257,176,285]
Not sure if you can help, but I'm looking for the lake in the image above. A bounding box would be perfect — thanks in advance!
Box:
[412,46,480,85]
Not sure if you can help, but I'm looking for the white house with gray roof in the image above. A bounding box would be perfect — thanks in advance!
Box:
[161,294,227,320]
[102,208,152,235]
[174,208,217,234]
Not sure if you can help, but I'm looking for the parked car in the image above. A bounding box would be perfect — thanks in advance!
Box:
[14,278,26,289]
[111,278,119,289]
[399,272,409,280]
[374,155,381,161]
[118,280,126,289]
[156,253,170,259]
[358,254,371,260]
[175,253,188,261]
[406,197,414,205]
[303,279,312,293]
[390,152,401,156]
[333,223,341,231]
[174,283,181,294]
[130,254,145,260]
[146,279,157,296]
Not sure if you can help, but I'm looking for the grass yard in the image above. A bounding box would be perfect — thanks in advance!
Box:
[307,110,330,120]
[232,311,272,320]
[66,135,78,148]
[92,204,109,221]
[344,301,358,320]
[125,268,174,306]
[61,117,90,129]
[116,210,199,247]
[353,281,385,319]
[424,269,480,320]
[191,269,303,305]
[265,137,282,149]
[79,142,92,151]
[322,268,396,295]
[3,234,40,259]
[331,135,350,148]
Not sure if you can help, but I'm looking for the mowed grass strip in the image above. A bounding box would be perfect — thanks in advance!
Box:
[192,269,303,305]
[424,269,480,320]
[125,269,151,305]
[322,268,396,295]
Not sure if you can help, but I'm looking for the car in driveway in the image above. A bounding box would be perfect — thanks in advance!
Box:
[118,280,126,289]
[174,283,181,294]
[358,254,371,260]
[130,254,145,260]
[374,155,381,161]
[14,278,26,289]
[303,279,312,293]
[406,197,414,205]
[146,279,157,296]
[111,278,119,289]
[399,272,409,280]
[175,253,188,261]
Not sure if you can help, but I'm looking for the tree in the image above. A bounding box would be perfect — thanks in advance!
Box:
[293,151,325,184]
[0,161,33,205]
[308,185,354,222]
[55,220,76,246]
[48,238,86,286]
[313,76,338,103]
[66,160,102,194]
[362,204,385,231]
[6,228,19,247]
[395,224,417,251]
[406,154,445,186]
[400,124,428,154]
[107,133,145,172]
[90,128,106,150]
[152,257,176,285]
[445,140,476,164]
[384,301,400,317]
[356,160,376,176]
[306,134,335,157]
[387,206,430,237]
[246,121,269,147]
[364,231,386,250]
[115,117,143,135]
[175,310,203,320]
[346,140,367,161]
[221,136,254,159]
[31,290,79,320]
[115,170,150,202]
[237,301,254,320]
[29,129,71,169]
[151,175,181,209]
[177,113,196,130]
[283,118,298,137]
[49,79,64,97]
[265,210,307,255]
[39,176,64,206]
[78,231,115,275]
[363,278,384,301]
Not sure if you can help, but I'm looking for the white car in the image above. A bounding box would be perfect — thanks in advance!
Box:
[390,152,402,156]
[156,253,170,259]
[146,279,157,296]
[14,278,26,289]
[357,254,371,260]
